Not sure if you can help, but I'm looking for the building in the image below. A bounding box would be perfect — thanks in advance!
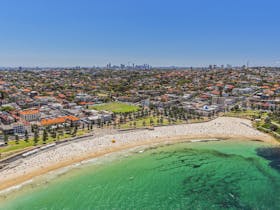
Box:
[1,122,31,135]
[0,111,15,124]
[19,109,40,122]
[13,122,31,134]
[40,115,79,127]
[212,96,226,105]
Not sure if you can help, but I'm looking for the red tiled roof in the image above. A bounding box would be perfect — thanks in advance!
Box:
[211,90,220,95]
[20,109,39,115]
[41,116,79,126]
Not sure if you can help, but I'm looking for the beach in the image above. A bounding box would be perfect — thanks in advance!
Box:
[0,117,277,191]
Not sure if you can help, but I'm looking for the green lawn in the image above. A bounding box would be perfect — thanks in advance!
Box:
[0,130,89,159]
[120,116,184,129]
[224,110,267,119]
[90,102,140,113]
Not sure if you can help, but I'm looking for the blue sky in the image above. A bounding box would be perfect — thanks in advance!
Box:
[0,0,280,67]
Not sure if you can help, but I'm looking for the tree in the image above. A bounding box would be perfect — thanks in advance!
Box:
[15,134,19,144]
[4,133,8,145]
[119,116,124,124]
[90,121,94,130]
[142,120,146,127]
[144,109,148,116]
[133,121,137,128]
[174,116,178,123]
[113,121,117,129]
[157,118,160,125]
[168,117,172,125]
[270,124,278,132]
[51,131,57,140]
[24,130,29,142]
[33,131,39,145]
[42,129,48,144]
[164,108,168,116]
[160,117,164,125]
[265,117,271,124]
[72,125,78,136]
[150,118,154,126]
[0,105,15,112]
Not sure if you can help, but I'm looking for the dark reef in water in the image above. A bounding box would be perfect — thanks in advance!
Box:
[256,147,280,172]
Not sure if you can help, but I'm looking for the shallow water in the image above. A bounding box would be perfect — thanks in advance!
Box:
[1,140,280,210]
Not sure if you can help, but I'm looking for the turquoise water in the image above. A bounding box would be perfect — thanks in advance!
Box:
[1,140,280,210]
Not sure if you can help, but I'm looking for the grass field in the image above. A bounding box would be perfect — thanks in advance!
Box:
[224,110,267,119]
[120,116,184,129]
[91,102,140,113]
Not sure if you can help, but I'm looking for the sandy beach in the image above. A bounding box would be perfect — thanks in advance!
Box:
[0,117,277,191]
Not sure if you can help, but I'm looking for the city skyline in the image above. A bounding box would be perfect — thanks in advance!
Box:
[0,0,280,67]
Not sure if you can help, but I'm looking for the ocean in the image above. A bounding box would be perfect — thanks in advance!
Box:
[1,140,280,210]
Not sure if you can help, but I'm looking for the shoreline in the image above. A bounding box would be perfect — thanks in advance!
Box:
[0,117,277,192]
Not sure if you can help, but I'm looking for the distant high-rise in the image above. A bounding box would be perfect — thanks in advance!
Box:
[106,63,112,69]
[226,64,232,69]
